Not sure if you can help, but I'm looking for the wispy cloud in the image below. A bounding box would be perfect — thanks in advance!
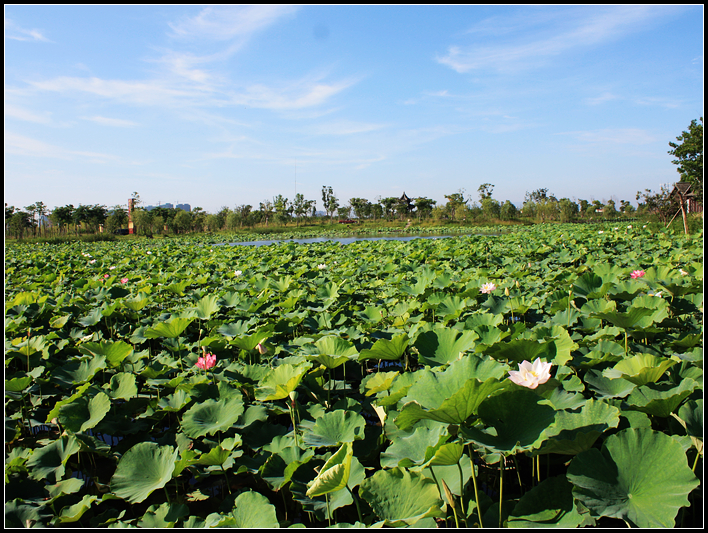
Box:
[584,92,619,106]
[168,5,299,41]
[308,120,387,136]
[4,103,52,124]
[437,6,682,74]
[5,131,119,162]
[558,128,658,145]
[82,116,139,127]
[5,18,51,42]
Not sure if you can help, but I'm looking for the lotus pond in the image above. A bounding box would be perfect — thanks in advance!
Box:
[5,224,703,527]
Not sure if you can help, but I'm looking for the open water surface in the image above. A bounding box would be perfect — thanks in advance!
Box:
[218,232,501,247]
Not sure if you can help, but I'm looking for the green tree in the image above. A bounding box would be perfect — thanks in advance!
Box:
[349,197,370,220]
[636,186,677,223]
[603,199,618,220]
[444,190,468,220]
[481,197,500,220]
[293,194,314,225]
[477,183,494,201]
[7,211,33,239]
[132,208,151,236]
[50,205,74,234]
[259,200,274,226]
[173,209,192,233]
[558,198,579,222]
[413,197,436,221]
[668,117,703,200]
[273,195,292,225]
[500,200,518,221]
[321,186,339,223]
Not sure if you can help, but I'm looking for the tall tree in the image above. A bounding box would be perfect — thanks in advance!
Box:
[477,183,494,201]
[668,117,703,200]
[321,186,339,223]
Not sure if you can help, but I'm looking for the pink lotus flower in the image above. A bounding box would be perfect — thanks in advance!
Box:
[196,352,216,370]
[630,270,645,279]
[120,278,129,284]
[508,358,552,389]
[104,274,110,279]
[480,282,496,294]
[256,343,267,355]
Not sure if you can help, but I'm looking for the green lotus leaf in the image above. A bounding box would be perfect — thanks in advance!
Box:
[567,428,700,527]
[359,333,409,361]
[138,502,189,528]
[583,369,636,399]
[625,378,698,418]
[359,467,445,526]
[573,272,606,299]
[122,294,151,312]
[217,321,252,338]
[79,340,134,368]
[461,389,557,454]
[181,396,244,438]
[228,490,280,528]
[230,328,272,351]
[396,377,507,431]
[484,338,547,364]
[603,353,677,386]
[361,370,399,396]
[110,442,178,504]
[302,336,359,369]
[535,399,621,455]
[53,355,107,386]
[27,434,81,482]
[58,391,111,433]
[414,328,478,366]
[77,307,103,327]
[157,389,192,412]
[381,425,448,469]
[591,307,657,330]
[404,354,507,410]
[144,317,194,339]
[192,294,221,320]
[256,362,312,401]
[5,375,32,392]
[53,494,99,524]
[508,475,588,528]
[164,280,190,295]
[677,399,702,438]
[301,409,366,447]
[307,442,354,497]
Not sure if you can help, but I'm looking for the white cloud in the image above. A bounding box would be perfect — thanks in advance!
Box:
[82,116,139,127]
[558,128,658,145]
[437,6,682,73]
[308,120,386,136]
[4,104,52,124]
[584,92,619,106]
[5,131,118,161]
[168,5,299,41]
[5,18,51,42]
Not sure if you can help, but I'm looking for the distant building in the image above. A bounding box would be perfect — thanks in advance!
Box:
[144,203,190,212]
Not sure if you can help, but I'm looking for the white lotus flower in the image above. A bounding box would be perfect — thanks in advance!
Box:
[480,282,496,294]
[318,263,327,270]
[508,358,552,389]
[235,270,242,277]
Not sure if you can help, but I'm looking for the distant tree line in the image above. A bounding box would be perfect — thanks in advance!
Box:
[6,119,701,239]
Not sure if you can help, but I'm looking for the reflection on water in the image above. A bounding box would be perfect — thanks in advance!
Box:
[218,233,500,247]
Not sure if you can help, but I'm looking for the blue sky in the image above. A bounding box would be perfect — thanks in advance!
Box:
[5,5,703,214]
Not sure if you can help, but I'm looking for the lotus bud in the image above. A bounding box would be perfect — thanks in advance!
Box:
[256,342,267,355]
[504,287,510,296]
